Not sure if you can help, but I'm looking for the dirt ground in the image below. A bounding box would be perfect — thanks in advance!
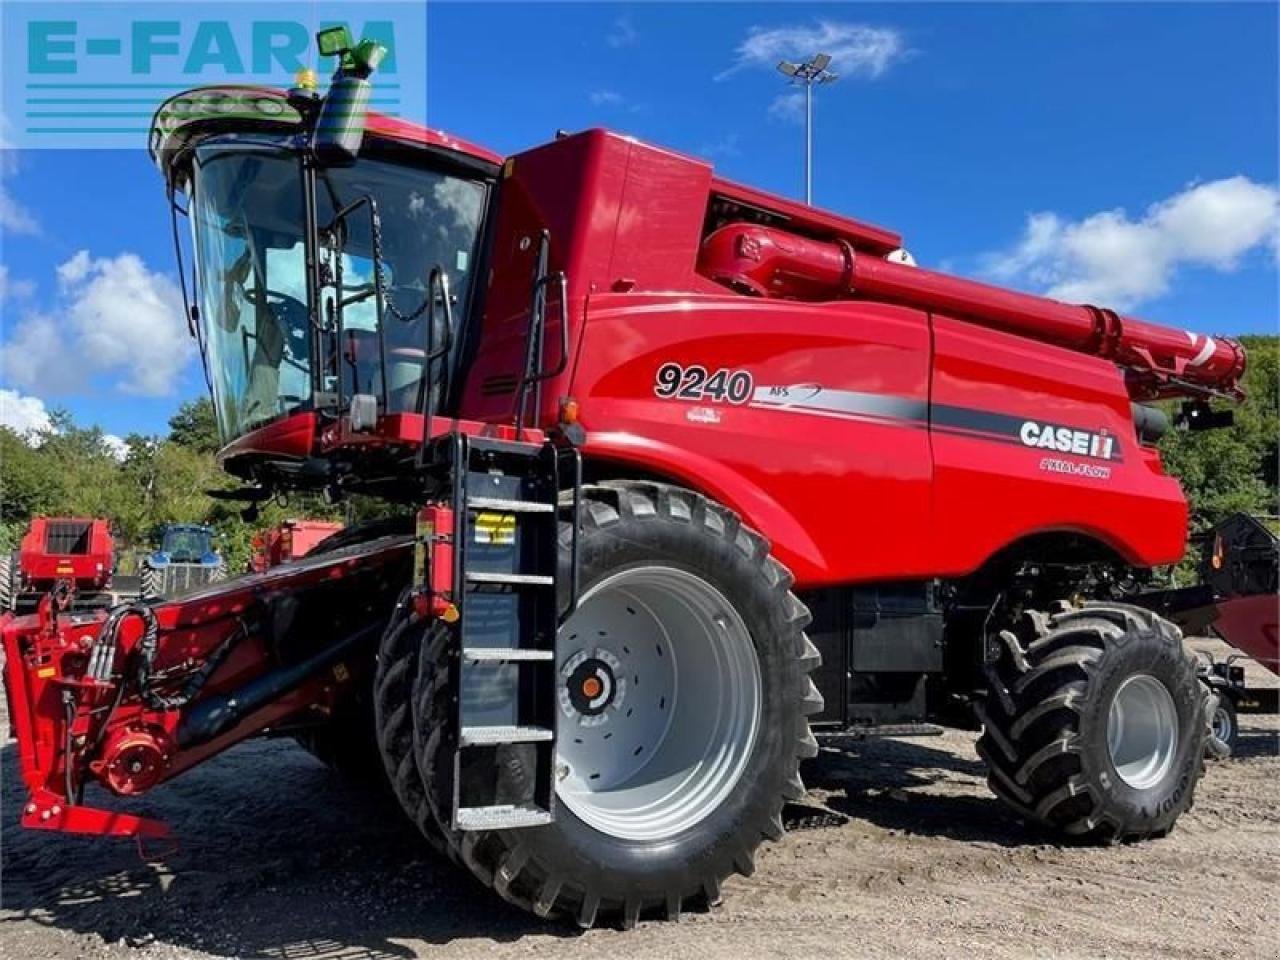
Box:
[2,638,1277,960]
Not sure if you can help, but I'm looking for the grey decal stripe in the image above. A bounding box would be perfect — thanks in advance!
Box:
[751,386,928,423]
[746,387,1124,463]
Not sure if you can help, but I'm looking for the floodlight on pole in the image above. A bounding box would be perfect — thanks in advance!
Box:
[776,53,838,205]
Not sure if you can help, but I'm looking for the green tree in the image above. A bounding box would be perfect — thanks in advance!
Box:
[1160,334,1279,530]
[167,397,220,453]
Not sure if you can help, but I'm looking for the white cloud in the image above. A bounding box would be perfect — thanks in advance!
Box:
[0,250,191,396]
[768,91,806,125]
[606,15,638,49]
[102,433,129,461]
[589,89,625,107]
[0,387,129,459]
[0,111,38,236]
[719,21,908,81]
[0,387,52,437]
[983,177,1280,309]
[0,264,35,302]
[0,186,39,235]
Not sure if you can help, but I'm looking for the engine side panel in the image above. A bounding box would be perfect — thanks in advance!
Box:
[570,296,1188,587]
[573,293,935,585]
[929,314,1187,572]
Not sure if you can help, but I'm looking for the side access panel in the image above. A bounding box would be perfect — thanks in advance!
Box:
[928,314,1188,574]
[573,294,934,587]
[802,583,944,729]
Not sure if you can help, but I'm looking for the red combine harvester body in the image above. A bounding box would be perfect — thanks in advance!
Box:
[0,36,1254,929]
[249,520,345,572]
[1,518,121,614]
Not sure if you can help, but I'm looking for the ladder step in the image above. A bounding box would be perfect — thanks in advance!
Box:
[463,647,555,662]
[455,804,554,831]
[465,571,554,586]
[460,724,555,746]
[468,496,554,514]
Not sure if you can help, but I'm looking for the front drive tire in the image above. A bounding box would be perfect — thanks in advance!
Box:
[977,603,1209,842]
[412,481,822,927]
[372,591,450,856]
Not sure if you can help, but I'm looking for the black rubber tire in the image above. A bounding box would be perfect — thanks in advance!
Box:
[1207,689,1238,759]
[411,481,821,928]
[139,562,162,600]
[977,602,1209,842]
[0,553,13,612]
[371,592,451,857]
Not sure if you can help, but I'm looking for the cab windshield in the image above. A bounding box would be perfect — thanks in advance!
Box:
[189,138,487,440]
[162,527,213,562]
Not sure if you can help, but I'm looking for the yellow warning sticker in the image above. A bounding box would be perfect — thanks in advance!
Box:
[473,512,516,546]
[413,518,434,589]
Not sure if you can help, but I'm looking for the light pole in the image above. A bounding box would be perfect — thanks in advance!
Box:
[777,53,838,205]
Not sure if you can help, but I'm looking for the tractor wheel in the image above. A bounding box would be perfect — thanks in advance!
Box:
[371,591,450,856]
[209,559,227,583]
[139,562,162,600]
[977,603,1209,842]
[412,481,821,927]
[0,553,14,612]
[1207,689,1238,759]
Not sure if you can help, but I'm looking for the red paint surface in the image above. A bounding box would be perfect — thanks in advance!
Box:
[1214,593,1280,675]
[18,518,115,591]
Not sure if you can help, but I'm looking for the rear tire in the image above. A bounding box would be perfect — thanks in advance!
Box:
[411,481,821,927]
[977,603,1208,842]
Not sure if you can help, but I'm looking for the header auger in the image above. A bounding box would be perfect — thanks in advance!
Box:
[3,28,1248,928]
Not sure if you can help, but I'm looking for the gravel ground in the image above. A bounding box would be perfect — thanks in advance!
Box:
[2,638,1276,960]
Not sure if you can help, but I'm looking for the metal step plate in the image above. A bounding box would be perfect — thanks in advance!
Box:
[462,647,555,662]
[466,571,555,586]
[460,724,555,746]
[468,497,555,514]
[454,804,554,831]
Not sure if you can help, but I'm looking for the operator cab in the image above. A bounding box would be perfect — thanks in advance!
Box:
[151,62,502,494]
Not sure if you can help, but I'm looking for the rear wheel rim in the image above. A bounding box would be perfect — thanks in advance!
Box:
[555,566,761,841]
[1106,674,1179,789]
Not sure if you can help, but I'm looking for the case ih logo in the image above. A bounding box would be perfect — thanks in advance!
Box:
[1019,420,1118,461]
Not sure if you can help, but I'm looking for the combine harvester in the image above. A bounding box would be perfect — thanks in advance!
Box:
[1,30,1254,928]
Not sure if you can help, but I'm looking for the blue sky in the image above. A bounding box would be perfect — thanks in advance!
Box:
[1,1,1276,443]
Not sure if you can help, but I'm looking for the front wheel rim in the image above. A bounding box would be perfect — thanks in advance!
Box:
[1106,674,1180,789]
[555,566,761,841]
[1212,703,1234,743]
